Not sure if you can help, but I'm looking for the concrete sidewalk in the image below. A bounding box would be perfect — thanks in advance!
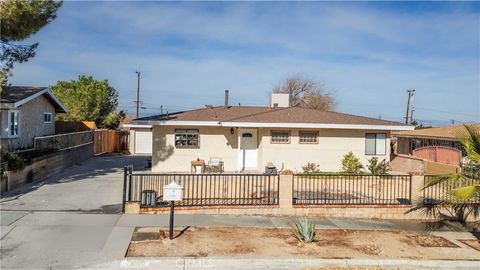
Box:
[1,211,479,269]
[99,258,480,270]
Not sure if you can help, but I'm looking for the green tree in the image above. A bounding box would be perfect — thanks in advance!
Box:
[0,0,62,87]
[51,76,125,129]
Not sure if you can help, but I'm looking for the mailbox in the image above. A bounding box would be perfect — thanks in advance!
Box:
[163,181,183,201]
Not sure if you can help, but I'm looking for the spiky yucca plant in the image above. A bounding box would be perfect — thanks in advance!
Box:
[293,217,316,243]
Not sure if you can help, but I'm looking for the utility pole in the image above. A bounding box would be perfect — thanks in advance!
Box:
[160,105,163,115]
[135,71,141,119]
[405,89,415,125]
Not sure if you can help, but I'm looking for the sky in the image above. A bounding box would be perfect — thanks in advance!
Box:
[9,1,480,126]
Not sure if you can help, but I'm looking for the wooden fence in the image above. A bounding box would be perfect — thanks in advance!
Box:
[94,129,129,155]
[413,146,462,166]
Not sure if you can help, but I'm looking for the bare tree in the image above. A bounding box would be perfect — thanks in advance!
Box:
[273,74,335,111]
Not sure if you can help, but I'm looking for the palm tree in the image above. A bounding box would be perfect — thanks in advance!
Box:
[424,124,480,203]
[418,124,480,227]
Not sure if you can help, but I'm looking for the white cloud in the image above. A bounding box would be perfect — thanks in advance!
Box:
[9,1,480,123]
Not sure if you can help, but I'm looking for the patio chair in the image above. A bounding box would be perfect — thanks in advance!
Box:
[207,157,224,173]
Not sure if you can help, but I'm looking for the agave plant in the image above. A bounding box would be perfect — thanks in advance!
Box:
[293,217,316,243]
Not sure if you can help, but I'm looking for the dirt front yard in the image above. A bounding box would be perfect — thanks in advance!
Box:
[126,227,479,260]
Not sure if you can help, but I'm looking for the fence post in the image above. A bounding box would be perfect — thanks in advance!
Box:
[128,165,133,201]
[278,174,293,210]
[410,173,425,206]
[122,166,128,213]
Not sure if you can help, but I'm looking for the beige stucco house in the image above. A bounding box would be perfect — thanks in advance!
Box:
[127,93,414,172]
[0,86,67,151]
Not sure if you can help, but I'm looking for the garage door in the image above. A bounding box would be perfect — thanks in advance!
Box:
[134,131,152,154]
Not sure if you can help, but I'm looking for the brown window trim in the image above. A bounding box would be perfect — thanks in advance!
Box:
[299,130,319,144]
[270,130,291,144]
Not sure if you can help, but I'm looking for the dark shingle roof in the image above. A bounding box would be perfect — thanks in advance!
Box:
[135,106,407,126]
[1,86,67,113]
[1,86,47,103]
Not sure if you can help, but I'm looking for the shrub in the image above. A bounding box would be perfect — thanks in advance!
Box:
[301,162,321,174]
[366,157,391,175]
[1,151,26,172]
[341,151,363,173]
[293,217,316,243]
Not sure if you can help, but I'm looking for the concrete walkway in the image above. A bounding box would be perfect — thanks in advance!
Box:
[1,155,479,269]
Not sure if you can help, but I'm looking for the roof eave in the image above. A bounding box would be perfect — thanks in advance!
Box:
[129,120,414,131]
[12,88,68,113]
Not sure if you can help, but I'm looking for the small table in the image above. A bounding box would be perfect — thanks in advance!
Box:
[191,160,205,173]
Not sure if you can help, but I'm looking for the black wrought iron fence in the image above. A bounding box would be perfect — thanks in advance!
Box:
[293,174,411,205]
[423,175,480,205]
[124,166,279,208]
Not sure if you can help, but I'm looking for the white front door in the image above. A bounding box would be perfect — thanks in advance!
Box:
[134,131,152,154]
[238,129,258,170]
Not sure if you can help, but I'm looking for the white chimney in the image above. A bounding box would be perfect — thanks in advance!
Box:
[269,93,290,108]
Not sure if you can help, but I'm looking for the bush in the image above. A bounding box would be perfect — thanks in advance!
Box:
[341,151,363,173]
[293,217,316,243]
[301,162,321,174]
[367,157,392,175]
[1,151,26,172]
[366,157,391,175]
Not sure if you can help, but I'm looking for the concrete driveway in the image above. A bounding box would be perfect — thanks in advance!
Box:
[1,154,149,213]
[0,154,150,269]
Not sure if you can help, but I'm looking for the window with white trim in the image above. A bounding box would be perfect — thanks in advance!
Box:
[44,112,52,123]
[175,129,200,148]
[8,111,19,137]
[365,133,386,155]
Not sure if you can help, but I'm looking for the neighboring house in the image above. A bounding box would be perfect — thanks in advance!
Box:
[126,93,413,172]
[392,124,480,156]
[0,86,67,151]
[391,124,480,167]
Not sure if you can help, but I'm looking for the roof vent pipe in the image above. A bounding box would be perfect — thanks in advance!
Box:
[224,89,229,108]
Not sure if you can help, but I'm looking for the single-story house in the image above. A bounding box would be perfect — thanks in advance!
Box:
[126,93,414,172]
[0,86,67,151]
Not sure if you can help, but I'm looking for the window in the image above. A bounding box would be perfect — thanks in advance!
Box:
[299,131,318,144]
[8,111,19,137]
[44,113,52,123]
[175,129,200,148]
[365,133,386,155]
[271,130,290,144]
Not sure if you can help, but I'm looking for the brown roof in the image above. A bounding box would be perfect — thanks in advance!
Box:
[1,86,47,103]
[135,106,407,126]
[393,124,480,140]
[1,86,67,113]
